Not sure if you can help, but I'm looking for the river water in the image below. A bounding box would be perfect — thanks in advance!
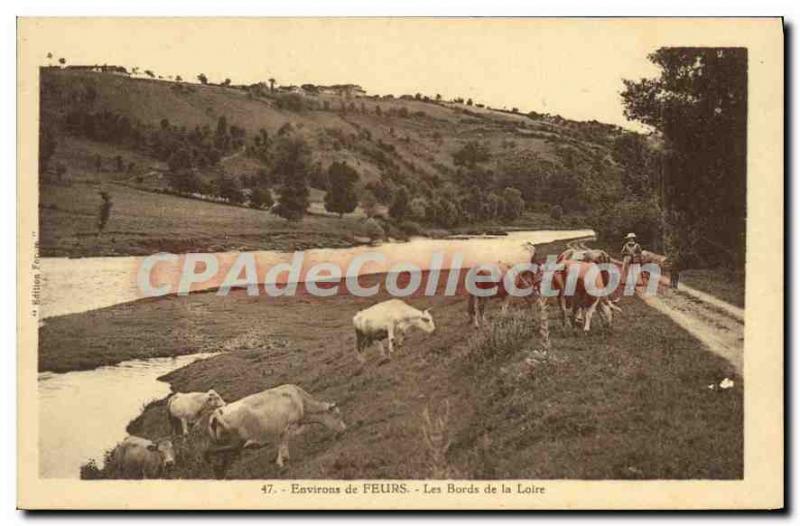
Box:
[37,229,593,478]
[38,353,216,478]
[39,229,595,319]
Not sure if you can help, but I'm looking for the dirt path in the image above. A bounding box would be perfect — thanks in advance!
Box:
[637,285,744,374]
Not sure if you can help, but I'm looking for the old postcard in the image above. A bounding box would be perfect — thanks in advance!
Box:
[17,17,783,510]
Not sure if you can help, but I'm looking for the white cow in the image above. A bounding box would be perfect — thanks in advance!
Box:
[203,384,346,478]
[109,435,176,479]
[352,299,435,363]
[167,389,226,436]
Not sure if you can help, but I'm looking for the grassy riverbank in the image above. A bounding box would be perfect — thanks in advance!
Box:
[52,238,742,479]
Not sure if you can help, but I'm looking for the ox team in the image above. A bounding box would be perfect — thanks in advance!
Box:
[110,233,666,479]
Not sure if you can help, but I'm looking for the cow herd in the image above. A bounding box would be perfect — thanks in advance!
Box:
[105,240,645,479]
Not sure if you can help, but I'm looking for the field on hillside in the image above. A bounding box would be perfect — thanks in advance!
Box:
[44,239,742,480]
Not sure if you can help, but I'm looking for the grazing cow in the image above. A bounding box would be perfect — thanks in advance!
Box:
[557,247,611,264]
[167,389,226,436]
[640,250,672,283]
[204,384,346,478]
[109,435,176,479]
[352,299,435,363]
[547,260,616,332]
[466,261,541,328]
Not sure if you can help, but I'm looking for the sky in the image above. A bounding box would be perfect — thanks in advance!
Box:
[23,18,667,130]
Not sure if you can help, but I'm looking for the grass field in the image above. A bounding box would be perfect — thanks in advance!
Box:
[53,239,742,480]
[680,269,746,308]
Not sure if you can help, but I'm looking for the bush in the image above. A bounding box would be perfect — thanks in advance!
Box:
[550,204,564,221]
[398,220,424,236]
[363,218,385,242]
[249,187,273,209]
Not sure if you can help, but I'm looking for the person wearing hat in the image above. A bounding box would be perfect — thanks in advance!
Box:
[621,233,642,286]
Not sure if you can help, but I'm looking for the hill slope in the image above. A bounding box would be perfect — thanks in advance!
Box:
[39,69,658,257]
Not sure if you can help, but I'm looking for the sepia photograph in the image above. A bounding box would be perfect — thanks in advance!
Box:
[16,16,783,510]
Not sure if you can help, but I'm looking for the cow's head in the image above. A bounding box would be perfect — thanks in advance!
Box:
[205,389,226,410]
[319,402,347,434]
[415,309,436,333]
[149,438,176,469]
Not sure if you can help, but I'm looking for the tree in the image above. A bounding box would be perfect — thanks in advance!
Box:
[272,135,311,221]
[622,47,747,268]
[363,218,385,242]
[452,140,491,168]
[268,78,276,93]
[222,78,231,87]
[500,187,525,221]
[250,187,273,210]
[389,186,410,221]
[360,190,379,218]
[145,70,155,78]
[197,73,208,85]
[175,75,183,82]
[58,57,66,66]
[217,174,244,204]
[324,161,360,218]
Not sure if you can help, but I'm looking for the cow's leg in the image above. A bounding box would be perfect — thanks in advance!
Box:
[376,340,388,360]
[601,301,613,329]
[583,298,600,333]
[275,432,289,467]
[479,297,488,326]
[559,295,570,329]
[181,418,189,436]
[354,330,366,364]
[500,295,511,315]
[468,295,479,327]
[395,331,405,348]
[387,325,396,355]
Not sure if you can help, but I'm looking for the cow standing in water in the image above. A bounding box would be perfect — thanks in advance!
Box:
[352,299,436,363]
[203,384,346,478]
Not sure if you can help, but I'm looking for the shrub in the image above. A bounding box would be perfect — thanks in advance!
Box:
[249,187,273,209]
[398,220,424,236]
[550,204,564,221]
[363,218,385,242]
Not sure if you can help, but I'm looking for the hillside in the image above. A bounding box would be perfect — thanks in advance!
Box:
[39,68,659,257]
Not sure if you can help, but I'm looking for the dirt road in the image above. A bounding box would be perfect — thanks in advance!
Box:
[638,284,744,374]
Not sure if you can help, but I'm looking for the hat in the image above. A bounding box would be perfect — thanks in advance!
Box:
[625,233,637,239]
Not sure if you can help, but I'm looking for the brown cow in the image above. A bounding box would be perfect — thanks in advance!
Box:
[545,260,617,332]
[466,261,541,328]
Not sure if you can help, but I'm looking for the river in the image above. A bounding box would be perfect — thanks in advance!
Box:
[37,229,594,478]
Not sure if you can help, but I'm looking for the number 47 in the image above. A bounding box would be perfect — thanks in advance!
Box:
[261,484,274,494]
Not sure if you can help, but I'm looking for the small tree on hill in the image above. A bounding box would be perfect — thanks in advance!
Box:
[197,73,208,85]
[222,78,231,87]
[272,135,311,221]
[324,161,359,218]
[500,187,525,221]
[250,187,273,210]
[389,186,410,221]
[453,140,491,168]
